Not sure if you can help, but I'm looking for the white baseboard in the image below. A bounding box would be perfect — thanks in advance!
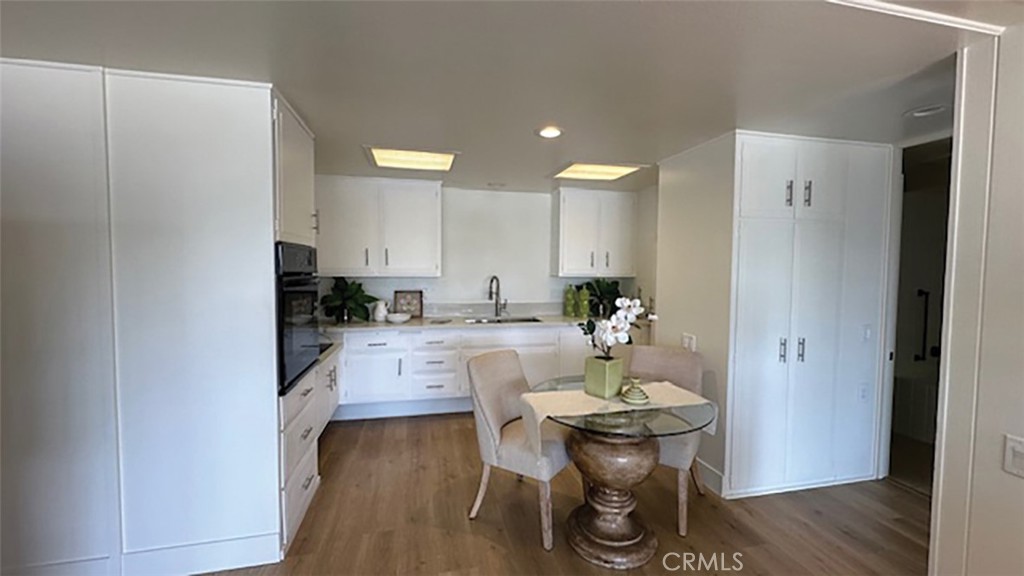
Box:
[723,473,876,500]
[121,532,280,576]
[3,555,111,576]
[694,458,725,496]
[334,397,472,421]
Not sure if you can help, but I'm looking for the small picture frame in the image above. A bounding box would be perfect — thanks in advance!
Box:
[394,290,424,318]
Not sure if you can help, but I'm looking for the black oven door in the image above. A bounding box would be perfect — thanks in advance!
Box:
[278,274,319,395]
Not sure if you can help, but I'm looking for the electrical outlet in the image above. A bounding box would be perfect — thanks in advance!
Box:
[1004,434,1024,479]
[681,333,697,352]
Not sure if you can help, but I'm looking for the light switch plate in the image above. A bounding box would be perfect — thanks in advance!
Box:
[1004,434,1024,479]
[681,333,697,352]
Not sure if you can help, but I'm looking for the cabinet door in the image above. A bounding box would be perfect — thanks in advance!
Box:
[276,99,316,246]
[786,219,844,484]
[379,180,442,277]
[599,191,636,277]
[516,346,561,386]
[797,141,847,220]
[316,176,380,276]
[559,189,602,276]
[738,136,798,219]
[342,352,408,403]
[730,218,794,493]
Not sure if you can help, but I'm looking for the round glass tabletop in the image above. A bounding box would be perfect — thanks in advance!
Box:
[530,375,716,438]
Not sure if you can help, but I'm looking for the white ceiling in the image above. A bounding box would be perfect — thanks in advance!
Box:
[0,1,1001,192]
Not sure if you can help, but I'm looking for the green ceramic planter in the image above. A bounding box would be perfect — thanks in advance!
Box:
[584,356,625,399]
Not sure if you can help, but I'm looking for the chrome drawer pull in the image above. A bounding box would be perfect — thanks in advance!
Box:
[426,384,445,390]
[301,426,313,440]
[302,474,314,490]
[785,180,794,207]
[425,340,444,345]
[367,342,387,347]
[426,360,445,365]
[300,387,313,397]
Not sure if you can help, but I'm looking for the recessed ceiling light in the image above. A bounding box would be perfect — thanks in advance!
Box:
[366,147,457,171]
[555,163,644,181]
[904,104,947,118]
[536,126,563,139]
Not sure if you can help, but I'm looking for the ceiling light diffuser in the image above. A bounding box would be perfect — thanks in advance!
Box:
[555,163,643,181]
[367,147,457,171]
[537,126,563,139]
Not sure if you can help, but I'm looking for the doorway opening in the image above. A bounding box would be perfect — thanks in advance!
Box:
[888,137,952,496]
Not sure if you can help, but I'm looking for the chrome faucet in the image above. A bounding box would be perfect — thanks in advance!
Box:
[487,275,505,317]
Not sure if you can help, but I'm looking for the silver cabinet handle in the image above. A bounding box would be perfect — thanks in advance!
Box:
[364,248,369,266]
[425,340,444,345]
[779,337,788,363]
[426,384,444,390]
[302,474,314,490]
[590,251,595,268]
[797,337,806,362]
[804,181,813,207]
[786,180,794,207]
[300,386,314,397]
[367,342,387,347]
[605,251,610,268]
[385,248,390,266]
[426,360,445,365]
[398,358,402,376]
[312,210,320,233]
[301,426,313,440]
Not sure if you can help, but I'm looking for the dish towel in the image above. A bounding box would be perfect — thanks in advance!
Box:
[519,381,717,456]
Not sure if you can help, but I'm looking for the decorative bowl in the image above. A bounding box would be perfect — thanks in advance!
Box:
[386,312,412,324]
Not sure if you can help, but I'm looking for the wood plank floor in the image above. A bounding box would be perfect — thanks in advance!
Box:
[216,414,930,576]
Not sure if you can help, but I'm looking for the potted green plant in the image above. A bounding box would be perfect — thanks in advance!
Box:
[578,298,644,398]
[320,277,378,323]
[577,278,623,319]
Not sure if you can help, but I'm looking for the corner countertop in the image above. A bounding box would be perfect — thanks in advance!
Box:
[320,316,653,334]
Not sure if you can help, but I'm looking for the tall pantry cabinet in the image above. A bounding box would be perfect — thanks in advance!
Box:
[660,131,892,498]
[1,60,313,575]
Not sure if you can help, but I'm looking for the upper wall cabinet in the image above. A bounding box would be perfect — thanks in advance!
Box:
[317,176,442,277]
[553,188,636,277]
[738,135,847,221]
[274,94,316,247]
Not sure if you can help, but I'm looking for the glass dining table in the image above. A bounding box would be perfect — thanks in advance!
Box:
[531,375,716,570]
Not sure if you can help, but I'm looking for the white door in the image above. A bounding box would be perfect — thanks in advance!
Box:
[599,191,636,277]
[316,176,380,276]
[797,141,847,220]
[786,219,844,485]
[276,100,316,246]
[738,136,798,219]
[379,181,442,277]
[559,189,602,276]
[730,218,795,493]
[343,352,408,403]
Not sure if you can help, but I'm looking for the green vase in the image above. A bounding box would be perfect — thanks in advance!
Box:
[584,356,625,399]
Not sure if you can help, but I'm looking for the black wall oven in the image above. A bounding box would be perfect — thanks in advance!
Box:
[276,242,319,395]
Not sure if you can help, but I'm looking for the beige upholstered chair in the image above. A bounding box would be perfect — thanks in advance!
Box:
[466,349,570,550]
[628,345,706,536]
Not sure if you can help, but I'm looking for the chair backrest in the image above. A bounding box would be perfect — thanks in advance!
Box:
[467,349,531,465]
[628,345,703,395]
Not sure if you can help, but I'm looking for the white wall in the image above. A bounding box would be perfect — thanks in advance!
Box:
[633,185,659,315]
[962,25,1024,575]
[654,134,736,484]
[341,186,637,310]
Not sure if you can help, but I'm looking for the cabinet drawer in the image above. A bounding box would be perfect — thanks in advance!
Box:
[280,368,318,431]
[282,441,318,551]
[411,350,458,373]
[345,331,407,351]
[282,398,319,482]
[461,329,558,350]
[413,332,461,349]
[410,374,461,398]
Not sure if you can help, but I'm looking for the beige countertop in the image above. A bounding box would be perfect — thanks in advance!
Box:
[320,316,653,334]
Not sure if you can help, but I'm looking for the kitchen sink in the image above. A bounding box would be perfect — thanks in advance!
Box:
[463,316,543,324]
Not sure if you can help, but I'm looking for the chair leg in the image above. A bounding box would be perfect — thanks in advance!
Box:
[469,464,491,520]
[691,464,706,497]
[539,480,554,551]
[678,468,689,537]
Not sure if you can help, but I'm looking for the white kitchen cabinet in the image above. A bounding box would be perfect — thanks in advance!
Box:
[553,188,636,277]
[796,140,847,220]
[340,332,410,403]
[274,94,316,247]
[559,326,591,376]
[738,135,798,219]
[317,175,441,277]
[318,347,341,430]
[1,60,120,576]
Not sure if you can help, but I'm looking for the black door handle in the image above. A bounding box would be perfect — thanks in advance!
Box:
[914,289,930,362]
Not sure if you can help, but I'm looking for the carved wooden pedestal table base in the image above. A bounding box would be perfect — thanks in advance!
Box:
[566,429,660,569]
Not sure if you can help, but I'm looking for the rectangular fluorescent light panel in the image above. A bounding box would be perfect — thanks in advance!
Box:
[555,163,642,181]
[368,147,456,171]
